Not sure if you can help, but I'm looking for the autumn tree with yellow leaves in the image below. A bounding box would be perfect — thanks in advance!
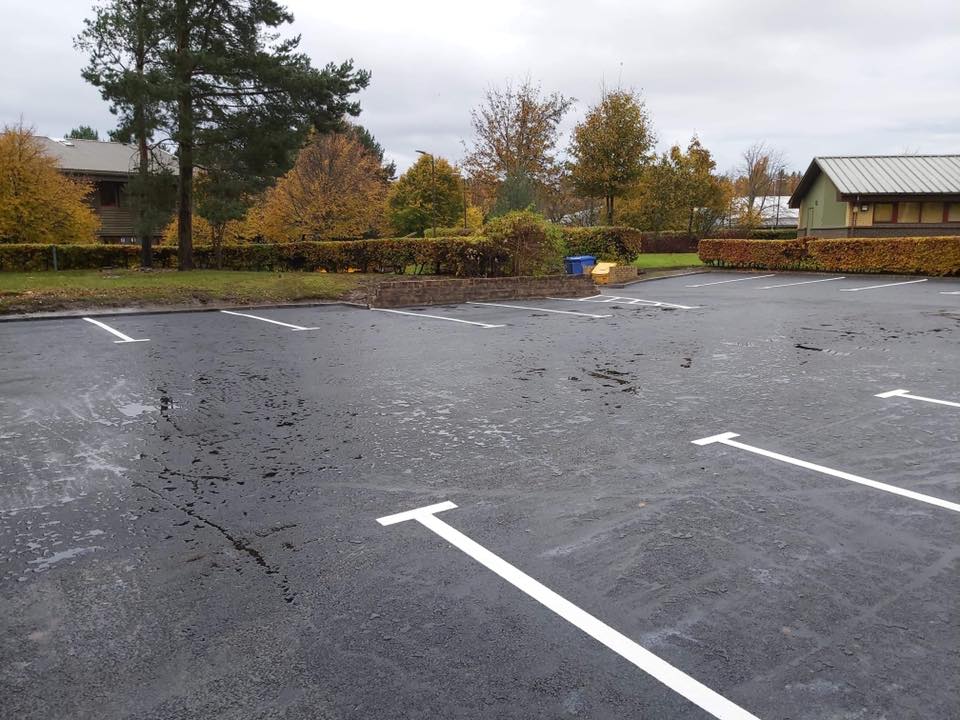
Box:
[0,124,99,243]
[568,90,655,225]
[462,79,573,215]
[387,154,468,236]
[620,137,732,234]
[250,131,388,241]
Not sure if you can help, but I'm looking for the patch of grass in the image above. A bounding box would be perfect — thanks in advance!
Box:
[631,253,704,269]
[0,269,375,314]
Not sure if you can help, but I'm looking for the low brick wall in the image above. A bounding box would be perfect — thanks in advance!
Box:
[370,275,595,308]
[607,265,640,284]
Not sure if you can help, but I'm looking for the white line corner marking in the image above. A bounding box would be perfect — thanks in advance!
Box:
[82,317,149,343]
[377,502,760,720]
[692,432,960,513]
[559,295,699,310]
[875,389,960,408]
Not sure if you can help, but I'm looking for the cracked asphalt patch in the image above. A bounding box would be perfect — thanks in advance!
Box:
[1,274,958,719]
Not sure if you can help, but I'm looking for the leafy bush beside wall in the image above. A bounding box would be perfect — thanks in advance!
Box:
[699,236,960,276]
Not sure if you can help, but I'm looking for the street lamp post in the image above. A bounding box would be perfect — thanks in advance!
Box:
[415,150,437,237]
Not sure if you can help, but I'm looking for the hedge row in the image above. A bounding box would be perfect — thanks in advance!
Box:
[698,236,960,276]
[558,227,794,258]
[0,237,512,276]
[560,227,643,261]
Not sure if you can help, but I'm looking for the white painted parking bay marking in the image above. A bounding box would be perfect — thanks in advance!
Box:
[547,295,699,310]
[82,317,149,343]
[839,279,928,292]
[371,308,505,329]
[876,388,960,408]
[378,502,761,720]
[599,295,699,309]
[466,301,611,319]
[693,432,960,514]
[220,309,319,331]
[759,276,845,289]
[686,274,775,288]
[941,291,960,295]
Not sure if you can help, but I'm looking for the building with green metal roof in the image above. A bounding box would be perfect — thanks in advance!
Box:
[789,155,960,237]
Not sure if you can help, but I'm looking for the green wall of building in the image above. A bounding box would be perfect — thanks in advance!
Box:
[799,172,847,231]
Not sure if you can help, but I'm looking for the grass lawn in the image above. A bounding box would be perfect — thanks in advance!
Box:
[631,253,704,269]
[0,269,374,315]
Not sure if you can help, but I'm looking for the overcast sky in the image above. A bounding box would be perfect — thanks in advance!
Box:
[2,0,959,175]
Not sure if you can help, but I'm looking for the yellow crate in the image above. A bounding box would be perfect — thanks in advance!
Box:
[591,262,616,284]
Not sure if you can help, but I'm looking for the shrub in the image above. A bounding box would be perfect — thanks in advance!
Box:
[698,238,811,270]
[424,226,476,238]
[638,231,699,253]
[559,226,643,261]
[0,243,180,271]
[0,238,513,276]
[807,237,960,276]
[698,236,960,276]
[483,211,565,276]
[710,228,798,241]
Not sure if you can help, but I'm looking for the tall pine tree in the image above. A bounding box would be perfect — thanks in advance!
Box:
[78,0,370,269]
[77,0,171,266]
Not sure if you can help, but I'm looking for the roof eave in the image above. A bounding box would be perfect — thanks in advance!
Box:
[788,158,821,208]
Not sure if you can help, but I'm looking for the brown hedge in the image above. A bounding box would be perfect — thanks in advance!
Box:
[0,237,513,276]
[698,236,960,276]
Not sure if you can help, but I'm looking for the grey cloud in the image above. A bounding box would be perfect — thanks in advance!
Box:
[2,0,958,176]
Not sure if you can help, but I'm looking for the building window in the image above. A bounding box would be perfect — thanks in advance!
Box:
[98,182,120,207]
[874,203,894,223]
[921,202,944,223]
[949,203,960,222]
[898,201,920,223]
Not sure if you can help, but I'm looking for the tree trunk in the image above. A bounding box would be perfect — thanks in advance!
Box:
[135,0,152,268]
[605,195,614,225]
[213,224,224,270]
[175,0,193,271]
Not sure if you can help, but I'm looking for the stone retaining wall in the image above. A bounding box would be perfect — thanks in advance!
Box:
[370,275,595,308]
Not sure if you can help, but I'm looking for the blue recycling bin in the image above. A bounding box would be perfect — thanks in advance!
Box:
[564,255,597,275]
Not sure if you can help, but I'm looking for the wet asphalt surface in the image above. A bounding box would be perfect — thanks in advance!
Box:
[1,271,959,720]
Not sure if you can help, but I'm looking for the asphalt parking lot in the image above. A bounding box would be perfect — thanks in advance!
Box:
[1,270,958,719]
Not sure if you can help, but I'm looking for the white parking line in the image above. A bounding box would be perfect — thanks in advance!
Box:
[378,502,761,720]
[876,389,960,408]
[685,274,775,288]
[220,309,319,331]
[941,291,960,295]
[692,432,960,514]
[82,317,149,343]
[466,301,611,319]
[759,276,845,289]
[599,295,700,309]
[547,295,699,310]
[839,279,928,292]
[371,308,505,329]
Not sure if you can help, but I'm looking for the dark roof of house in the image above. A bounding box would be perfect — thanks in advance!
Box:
[789,155,960,208]
[36,136,177,176]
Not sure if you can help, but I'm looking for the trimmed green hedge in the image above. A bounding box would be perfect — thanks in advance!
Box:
[559,227,795,258]
[711,228,798,240]
[0,238,512,276]
[698,236,960,276]
[560,226,643,262]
